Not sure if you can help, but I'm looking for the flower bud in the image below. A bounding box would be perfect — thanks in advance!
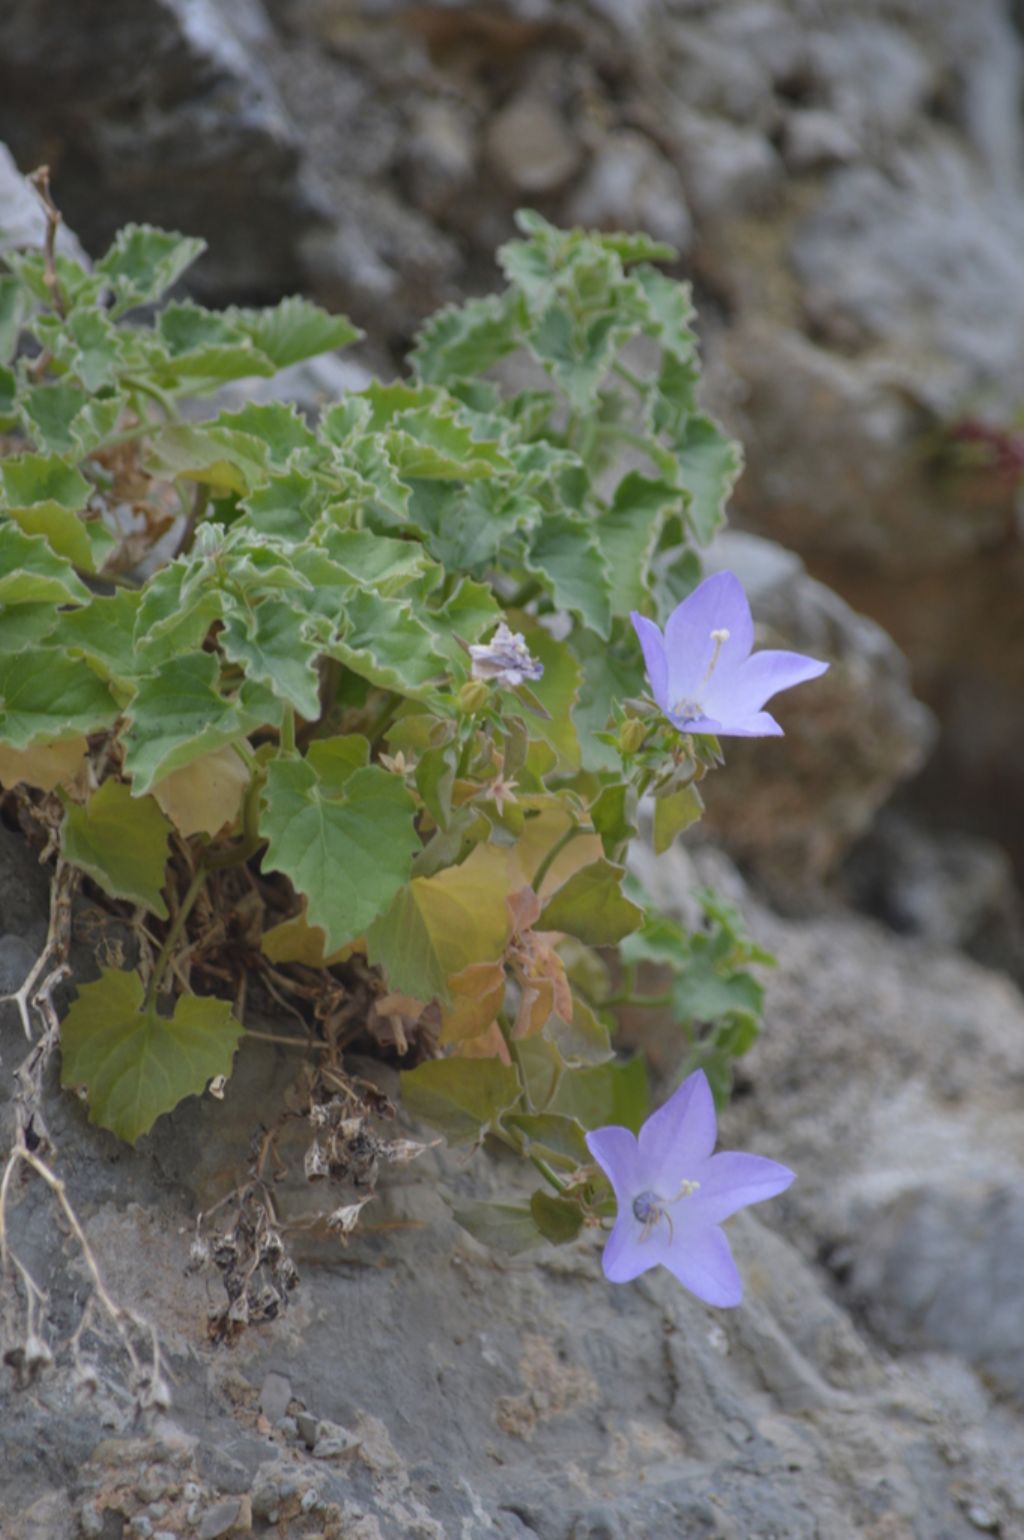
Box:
[617,718,647,755]
[456,679,490,715]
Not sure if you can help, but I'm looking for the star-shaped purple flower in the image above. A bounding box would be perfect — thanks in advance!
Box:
[585,1069,794,1305]
[631,571,828,737]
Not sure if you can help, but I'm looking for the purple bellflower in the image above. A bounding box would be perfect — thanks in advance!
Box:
[585,1069,794,1306]
[631,571,828,737]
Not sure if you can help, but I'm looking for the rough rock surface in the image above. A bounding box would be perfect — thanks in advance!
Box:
[3,826,1024,1539]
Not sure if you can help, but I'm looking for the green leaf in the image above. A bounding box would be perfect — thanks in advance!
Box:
[0,364,15,424]
[97,224,206,313]
[530,1189,583,1244]
[411,293,519,383]
[145,425,268,496]
[545,996,613,1066]
[60,968,242,1144]
[121,653,281,793]
[0,603,60,651]
[62,309,123,392]
[400,1056,521,1144]
[306,733,370,787]
[652,784,704,854]
[517,621,581,771]
[326,588,447,699]
[0,648,116,748]
[526,515,612,637]
[591,782,637,858]
[676,415,743,545]
[240,469,321,541]
[19,381,122,458]
[385,410,511,481]
[633,264,697,361]
[322,527,435,595]
[450,1199,543,1254]
[5,501,95,572]
[549,1055,649,1133]
[55,590,141,681]
[538,859,642,946]
[0,452,91,511]
[596,474,685,616]
[213,402,318,467]
[220,596,321,720]
[505,1111,590,1167]
[366,842,509,1002]
[61,780,172,918]
[227,295,361,368]
[260,759,418,953]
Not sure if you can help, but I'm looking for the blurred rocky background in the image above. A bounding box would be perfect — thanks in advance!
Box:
[3,2,1024,1536]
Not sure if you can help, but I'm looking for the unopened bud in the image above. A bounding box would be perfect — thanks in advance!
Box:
[456,679,490,715]
[617,718,647,755]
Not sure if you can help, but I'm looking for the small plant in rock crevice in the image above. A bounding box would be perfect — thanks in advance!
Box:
[0,175,825,1355]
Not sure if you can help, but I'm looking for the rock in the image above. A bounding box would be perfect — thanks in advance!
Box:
[843,812,1024,979]
[568,129,692,250]
[671,110,783,221]
[485,95,581,193]
[698,532,935,891]
[195,1501,240,1540]
[0,0,320,301]
[258,1372,292,1427]
[849,1186,1024,1404]
[0,145,88,264]
[779,108,860,172]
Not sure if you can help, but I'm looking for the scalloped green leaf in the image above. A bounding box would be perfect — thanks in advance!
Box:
[60,968,242,1144]
[0,648,116,748]
[97,224,206,313]
[121,653,281,793]
[526,515,612,638]
[220,595,321,720]
[0,525,91,606]
[61,779,173,918]
[260,759,418,953]
[0,452,91,511]
[676,414,743,545]
[411,293,519,383]
[227,294,361,368]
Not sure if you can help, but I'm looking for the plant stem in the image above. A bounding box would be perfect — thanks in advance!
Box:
[527,1151,567,1194]
[173,483,209,559]
[531,820,592,893]
[122,374,180,422]
[280,708,296,755]
[143,865,208,1010]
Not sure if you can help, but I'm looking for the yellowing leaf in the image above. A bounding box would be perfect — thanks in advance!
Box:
[61,779,173,918]
[60,968,243,1143]
[0,734,87,792]
[261,908,361,967]
[151,745,250,837]
[537,859,643,947]
[440,960,506,1045]
[506,800,601,898]
[366,842,511,1003]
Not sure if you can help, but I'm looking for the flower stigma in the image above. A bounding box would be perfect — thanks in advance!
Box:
[632,1179,701,1244]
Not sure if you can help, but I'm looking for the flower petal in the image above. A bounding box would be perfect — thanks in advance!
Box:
[663,572,754,706]
[662,1223,743,1306]
[710,710,784,738]
[637,1069,717,1190]
[585,1125,640,1205]
[705,649,828,720]
[690,1152,795,1226]
[630,612,670,709]
[600,1213,657,1283]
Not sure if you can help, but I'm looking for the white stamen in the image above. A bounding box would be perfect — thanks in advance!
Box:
[710,628,730,644]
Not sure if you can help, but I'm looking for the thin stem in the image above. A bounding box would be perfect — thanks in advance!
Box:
[527,1150,568,1194]
[122,374,180,422]
[531,820,592,893]
[279,708,296,756]
[143,866,208,1010]
[28,166,67,318]
[241,1028,321,1050]
[612,359,648,395]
